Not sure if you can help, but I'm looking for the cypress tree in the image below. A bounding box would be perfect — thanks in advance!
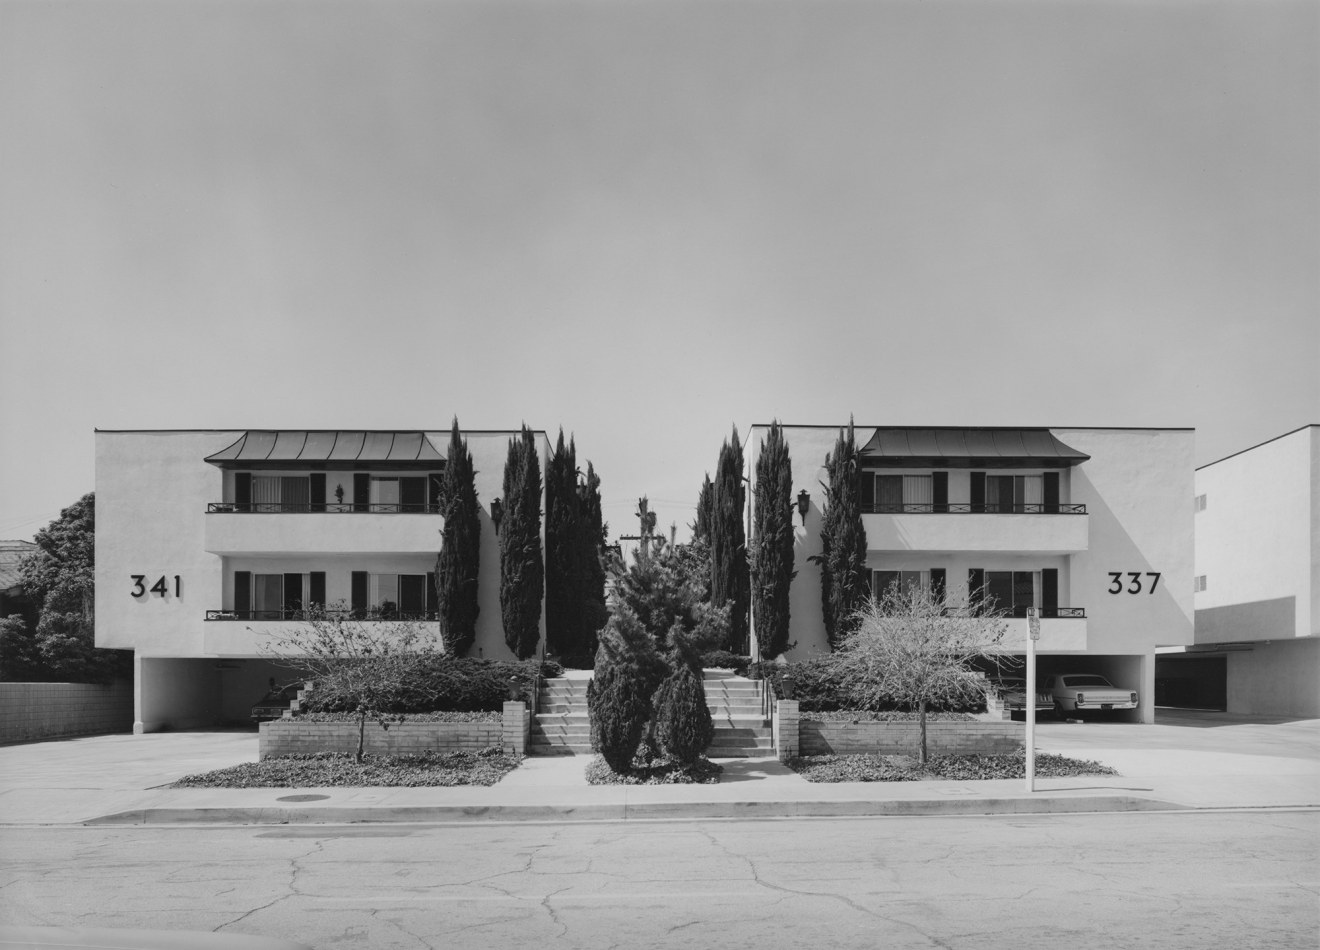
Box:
[500,425,543,660]
[544,430,579,658]
[587,605,667,772]
[692,474,714,543]
[435,419,480,656]
[818,419,869,647]
[576,461,609,659]
[710,427,749,652]
[653,661,714,767]
[751,421,796,658]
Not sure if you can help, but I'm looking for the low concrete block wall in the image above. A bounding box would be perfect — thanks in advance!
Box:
[798,718,1022,756]
[259,703,528,759]
[0,680,134,744]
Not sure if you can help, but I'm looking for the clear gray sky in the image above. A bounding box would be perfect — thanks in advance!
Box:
[2,0,1316,543]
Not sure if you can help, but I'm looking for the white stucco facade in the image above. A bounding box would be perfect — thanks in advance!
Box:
[1179,425,1319,717]
[95,428,549,732]
[748,425,1196,724]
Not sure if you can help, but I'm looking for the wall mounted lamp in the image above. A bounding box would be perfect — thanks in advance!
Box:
[796,489,811,525]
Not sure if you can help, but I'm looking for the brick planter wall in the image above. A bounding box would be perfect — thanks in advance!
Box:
[796,718,1022,757]
[259,702,528,759]
[0,681,133,744]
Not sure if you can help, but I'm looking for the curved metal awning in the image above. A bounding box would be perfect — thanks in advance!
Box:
[859,428,1089,468]
[205,431,444,469]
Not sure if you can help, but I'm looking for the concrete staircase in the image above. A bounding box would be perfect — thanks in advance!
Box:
[528,669,772,757]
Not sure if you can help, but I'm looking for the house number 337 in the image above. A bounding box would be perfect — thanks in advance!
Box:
[1108,572,1160,594]
[131,575,181,598]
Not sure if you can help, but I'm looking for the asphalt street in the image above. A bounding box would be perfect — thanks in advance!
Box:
[2,811,1316,950]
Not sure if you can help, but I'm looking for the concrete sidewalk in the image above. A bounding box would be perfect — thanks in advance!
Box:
[1,712,1316,826]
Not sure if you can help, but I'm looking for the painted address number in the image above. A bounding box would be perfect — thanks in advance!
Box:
[1108,571,1160,595]
[131,575,181,598]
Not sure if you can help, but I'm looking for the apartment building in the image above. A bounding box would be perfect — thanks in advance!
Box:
[1161,424,1318,717]
[747,425,1196,723]
[95,428,549,733]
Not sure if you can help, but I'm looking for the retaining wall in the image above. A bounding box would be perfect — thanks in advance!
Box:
[259,701,529,758]
[0,680,134,744]
[773,700,1022,758]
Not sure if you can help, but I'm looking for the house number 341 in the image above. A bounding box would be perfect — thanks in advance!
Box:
[1108,572,1160,594]
[131,575,181,598]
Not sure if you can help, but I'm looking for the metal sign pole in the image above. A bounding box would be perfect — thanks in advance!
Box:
[1026,607,1040,793]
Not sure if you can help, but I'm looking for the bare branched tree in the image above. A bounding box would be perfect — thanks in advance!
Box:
[822,583,1011,764]
[258,603,443,762]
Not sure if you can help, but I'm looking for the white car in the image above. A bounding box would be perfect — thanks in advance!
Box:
[1045,673,1138,714]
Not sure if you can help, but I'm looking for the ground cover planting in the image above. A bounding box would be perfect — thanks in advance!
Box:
[788,749,1119,783]
[171,748,521,788]
[584,755,722,785]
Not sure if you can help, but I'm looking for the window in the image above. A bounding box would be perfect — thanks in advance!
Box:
[968,567,1060,616]
[985,475,1041,512]
[1194,575,1207,592]
[234,473,325,512]
[352,571,437,618]
[874,475,933,512]
[233,571,324,619]
[1194,494,1207,512]
[871,568,946,602]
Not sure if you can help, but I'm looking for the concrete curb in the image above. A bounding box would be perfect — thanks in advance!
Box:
[85,795,1182,825]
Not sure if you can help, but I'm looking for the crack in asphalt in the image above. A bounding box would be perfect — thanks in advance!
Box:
[212,839,323,933]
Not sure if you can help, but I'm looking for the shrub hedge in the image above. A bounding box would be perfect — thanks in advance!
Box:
[750,656,986,714]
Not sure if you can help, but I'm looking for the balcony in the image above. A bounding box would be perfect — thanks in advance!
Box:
[204,503,443,556]
[998,612,1088,652]
[202,608,439,655]
[861,503,1088,554]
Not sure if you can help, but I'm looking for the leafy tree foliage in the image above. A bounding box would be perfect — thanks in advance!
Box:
[261,604,443,762]
[436,419,481,656]
[710,427,749,651]
[499,425,544,659]
[0,615,44,681]
[816,421,869,648]
[751,422,796,658]
[820,584,1008,763]
[9,493,128,682]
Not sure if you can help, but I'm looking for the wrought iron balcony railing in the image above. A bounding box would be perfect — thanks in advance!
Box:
[207,502,440,514]
[205,608,438,622]
[863,503,1086,514]
[1007,605,1086,619]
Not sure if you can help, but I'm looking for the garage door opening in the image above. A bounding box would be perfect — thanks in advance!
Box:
[1155,655,1227,710]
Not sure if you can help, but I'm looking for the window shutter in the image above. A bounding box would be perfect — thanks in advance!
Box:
[283,573,303,614]
[235,473,252,512]
[930,567,946,602]
[932,472,948,512]
[401,477,426,512]
[1042,568,1058,613]
[234,571,251,615]
[429,473,443,512]
[309,474,326,512]
[427,572,438,619]
[353,474,370,512]
[970,472,986,512]
[309,572,326,609]
[351,571,368,614]
[968,568,985,613]
[1044,472,1060,513]
[859,472,874,512]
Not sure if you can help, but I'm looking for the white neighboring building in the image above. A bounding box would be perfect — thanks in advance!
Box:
[1165,424,1318,718]
[747,425,1196,723]
[95,428,549,733]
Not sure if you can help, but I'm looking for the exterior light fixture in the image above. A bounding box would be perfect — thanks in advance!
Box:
[796,489,811,525]
[491,497,504,534]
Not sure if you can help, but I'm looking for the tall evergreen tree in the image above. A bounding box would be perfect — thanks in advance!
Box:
[576,461,609,657]
[500,425,544,659]
[544,430,580,658]
[817,419,870,647]
[709,427,749,652]
[692,474,714,542]
[435,419,480,656]
[751,422,796,658]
